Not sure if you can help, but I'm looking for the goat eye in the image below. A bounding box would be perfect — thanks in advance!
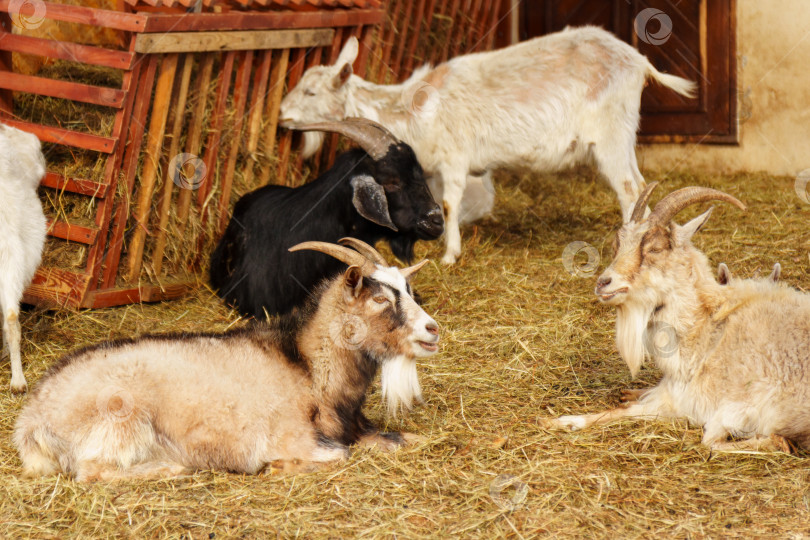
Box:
[373,296,388,304]
[304,89,315,97]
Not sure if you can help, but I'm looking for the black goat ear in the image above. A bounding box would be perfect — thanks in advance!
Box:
[333,62,352,89]
[351,175,398,231]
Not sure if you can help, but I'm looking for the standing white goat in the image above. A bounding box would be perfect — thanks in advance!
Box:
[546,183,810,453]
[0,123,47,392]
[15,239,440,481]
[279,26,696,264]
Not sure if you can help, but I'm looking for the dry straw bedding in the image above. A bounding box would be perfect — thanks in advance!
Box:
[1,170,809,538]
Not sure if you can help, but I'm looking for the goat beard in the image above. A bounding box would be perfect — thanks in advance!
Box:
[381,355,423,417]
[615,302,655,379]
[301,131,326,160]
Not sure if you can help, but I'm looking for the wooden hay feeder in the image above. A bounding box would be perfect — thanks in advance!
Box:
[0,0,383,309]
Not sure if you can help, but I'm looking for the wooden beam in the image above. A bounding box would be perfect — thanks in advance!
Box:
[135,28,334,54]
[22,266,92,309]
[46,219,99,245]
[0,71,125,108]
[0,118,116,153]
[0,0,148,32]
[0,33,134,70]
[40,172,108,198]
[142,9,385,33]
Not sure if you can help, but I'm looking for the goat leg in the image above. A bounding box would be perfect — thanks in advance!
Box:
[543,390,674,431]
[708,434,796,454]
[620,387,652,403]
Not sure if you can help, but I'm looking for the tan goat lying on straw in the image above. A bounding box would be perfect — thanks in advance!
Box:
[546,184,810,453]
[15,239,440,481]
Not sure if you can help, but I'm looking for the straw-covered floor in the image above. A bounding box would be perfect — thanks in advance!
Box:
[1,169,809,537]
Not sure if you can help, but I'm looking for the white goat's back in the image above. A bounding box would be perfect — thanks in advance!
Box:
[15,332,320,478]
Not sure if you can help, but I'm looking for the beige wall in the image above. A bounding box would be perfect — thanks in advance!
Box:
[637,0,810,177]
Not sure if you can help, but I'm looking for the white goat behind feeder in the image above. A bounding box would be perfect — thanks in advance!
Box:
[0,124,47,392]
[545,183,810,453]
[279,26,696,264]
[15,239,440,481]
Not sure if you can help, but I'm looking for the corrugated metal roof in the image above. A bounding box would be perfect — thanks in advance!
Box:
[125,0,382,10]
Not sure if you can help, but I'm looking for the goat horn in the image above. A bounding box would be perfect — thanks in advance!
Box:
[630,181,659,223]
[647,186,746,226]
[400,259,429,279]
[338,237,388,266]
[287,117,398,160]
[288,241,375,275]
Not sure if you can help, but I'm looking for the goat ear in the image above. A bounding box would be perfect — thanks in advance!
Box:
[335,36,359,68]
[351,175,398,231]
[770,262,781,282]
[333,62,353,89]
[343,265,364,299]
[673,207,713,246]
[717,263,730,285]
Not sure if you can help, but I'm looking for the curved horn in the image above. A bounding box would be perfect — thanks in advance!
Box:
[288,117,398,160]
[630,181,659,223]
[289,241,375,274]
[338,237,387,266]
[647,187,746,226]
[400,259,429,279]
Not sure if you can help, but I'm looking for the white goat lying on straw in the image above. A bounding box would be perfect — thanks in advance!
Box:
[15,238,440,481]
[545,183,810,453]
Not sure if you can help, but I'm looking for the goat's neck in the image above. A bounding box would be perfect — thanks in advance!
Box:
[296,287,377,433]
[617,249,725,383]
[345,77,414,141]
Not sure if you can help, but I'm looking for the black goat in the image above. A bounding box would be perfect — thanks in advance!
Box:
[210,118,444,318]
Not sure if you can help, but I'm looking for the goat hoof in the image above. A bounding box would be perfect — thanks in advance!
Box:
[10,380,28,394]
[401,432,426,446]
[441,252,459,265]
[541,415,586,431]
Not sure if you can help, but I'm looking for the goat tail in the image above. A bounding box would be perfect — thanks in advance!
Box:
[646,63,697,98]
[14,422,64,477]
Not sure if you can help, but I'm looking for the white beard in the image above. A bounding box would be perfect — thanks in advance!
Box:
[301,131,325,159]
[380,355,423,417]
[615,303,654,378]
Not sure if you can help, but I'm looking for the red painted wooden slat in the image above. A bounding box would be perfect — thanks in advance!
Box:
[47,219,99,245]
[0,0,147,31]
[0,72,125,108]
[0,33,134,70]
[0,119,116,153]
[143,9,384,32]
[40,172,109,198]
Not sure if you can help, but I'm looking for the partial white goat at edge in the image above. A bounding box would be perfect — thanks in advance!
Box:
[544,183,810,453]
[0,123,47,393]
[279,26,696,264]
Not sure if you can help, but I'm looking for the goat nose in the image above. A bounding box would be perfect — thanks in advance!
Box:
[596,276,612,290]
[425,321,439,336]
[427,207,443,226]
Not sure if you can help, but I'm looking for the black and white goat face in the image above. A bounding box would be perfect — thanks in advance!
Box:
[339,262,440,361]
